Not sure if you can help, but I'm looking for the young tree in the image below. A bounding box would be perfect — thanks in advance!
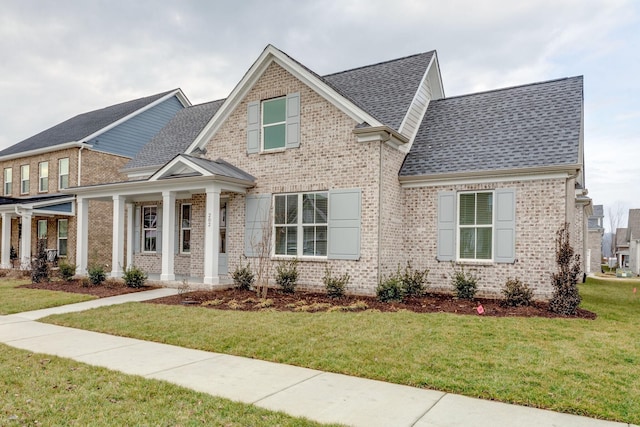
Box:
[549,223,582,315]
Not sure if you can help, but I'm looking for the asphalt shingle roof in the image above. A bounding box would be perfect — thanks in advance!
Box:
[124,100,224,170]
[0,90,177,157]
[627,209,640,240]
[181,155,256,182]
[400,76,583,177]
[323,51,435,130]
[588,204,604,230]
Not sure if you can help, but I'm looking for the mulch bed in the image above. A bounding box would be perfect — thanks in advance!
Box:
[22,280,596,319]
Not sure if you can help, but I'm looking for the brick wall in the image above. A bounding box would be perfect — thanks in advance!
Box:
[587,229,603,273]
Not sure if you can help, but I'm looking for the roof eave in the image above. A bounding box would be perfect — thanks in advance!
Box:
[352,126,409,149]
[0,141,89,161]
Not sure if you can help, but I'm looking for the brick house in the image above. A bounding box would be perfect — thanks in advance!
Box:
[587,204,604,274]
[70,45,588,299]
[0,90,189,269]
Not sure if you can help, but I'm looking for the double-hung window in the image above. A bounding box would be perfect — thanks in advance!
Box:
[39,161,49,192]
[59,158,69,189]
[458,192,493,260]
[180,204,191,254]
[274,192,328,257]
[20,165,29,194]
[3,168,12,196]
[142,206,158,252]
[58,219,68,257]
[38,220,47,242]
[262,97,287,150]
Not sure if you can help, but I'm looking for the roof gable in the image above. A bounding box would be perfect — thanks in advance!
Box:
[0,89,189,159]
[628,209,640,240]
[149,154,255,183]
[400,76,584,178]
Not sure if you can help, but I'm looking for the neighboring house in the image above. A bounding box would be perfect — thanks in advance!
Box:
[69,44,588,299]
[0,89,189,268]
[619,208,640,275]
[615,227,629,268]
[587,204,604,273]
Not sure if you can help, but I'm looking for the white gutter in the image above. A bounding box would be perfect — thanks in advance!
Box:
[0,142,88,162]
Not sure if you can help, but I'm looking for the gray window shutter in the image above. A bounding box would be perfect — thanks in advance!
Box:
[156,207,163,254]
[494,188,516,263]
[133,206,141,254]
[328,188,361,260]
[245,194,271,257]
[247,101,260,154]
[285,92,300,149]
[437,191,456,261]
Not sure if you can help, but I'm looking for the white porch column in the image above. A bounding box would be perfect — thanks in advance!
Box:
[160,191,176,281]
[111,195,125,278]
[76,197,89,276]
[20,211,32,269]
[126,202,133,269]
[1,213,12,268]
[203,184,220,285]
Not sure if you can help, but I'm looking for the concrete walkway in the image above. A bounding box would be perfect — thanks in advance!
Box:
[0,291,635,427]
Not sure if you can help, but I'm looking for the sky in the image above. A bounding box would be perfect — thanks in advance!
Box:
[0,0,638,231]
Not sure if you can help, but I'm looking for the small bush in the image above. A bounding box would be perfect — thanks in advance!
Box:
[401,262,429,297]
[123,265,147,288]
[275,259,299,293]
[31,241,50,283]
[231,260,255,290]
[450,265,478,300]
[58,263,76,281]
[88,265,106,286]
[376,275,404,302]
[549,223,582,315]
[501,278,533,307]
[324,267,350,298]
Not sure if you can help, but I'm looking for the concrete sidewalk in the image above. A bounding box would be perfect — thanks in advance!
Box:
[0,291,635,427]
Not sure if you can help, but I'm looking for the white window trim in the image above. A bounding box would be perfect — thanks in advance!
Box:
[4,168,12,196]
[180,203,191,254]
[272,191,328,259]
[58,158,70,190]
[456,190,495,263]
[20,165,29,195]
[261,96,286,152]
[39,161,49,193]
[142,205,158,253]
[57,219,68,257]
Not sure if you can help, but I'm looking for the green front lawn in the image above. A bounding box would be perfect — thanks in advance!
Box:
[0,279,94,315]
[43,277,640,424]
[0,344,332,426]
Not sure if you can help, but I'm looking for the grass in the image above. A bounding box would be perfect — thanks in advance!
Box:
[41,277,640,424]
[0,344,332,426]
[0,279,94,315]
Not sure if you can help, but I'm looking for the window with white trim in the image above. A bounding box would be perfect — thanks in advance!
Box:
[274,192,328,257]
[262,97,286,150]
[3,168,12,196]
[59,158,69,189]
[38,219,47,241]
[180,204,191,254]
[39,161,49,192]
[458,191,493,260]
[142,206,158,252]
[20,165,29,194]
[58,219,68,257]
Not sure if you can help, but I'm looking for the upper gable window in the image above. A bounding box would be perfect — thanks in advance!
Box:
[262,97,287,150]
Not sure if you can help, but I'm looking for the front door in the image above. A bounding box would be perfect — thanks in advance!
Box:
[218,200,228,275]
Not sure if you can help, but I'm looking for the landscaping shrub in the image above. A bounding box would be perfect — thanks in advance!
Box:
[88,265,106,286]
[324,267,350,298]
[401,262,429,297]
[231,260,255,290]
[9,245,17,267]
[549,223,582,315]
[376,275,404,302]
[275,259,298,293]
[31,241,50,283]
[450,265,478,300]
[58,262,77,281]
[123,265,147,288]
[501,278,533,307]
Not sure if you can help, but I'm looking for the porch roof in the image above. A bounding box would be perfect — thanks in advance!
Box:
[0,194,75,216]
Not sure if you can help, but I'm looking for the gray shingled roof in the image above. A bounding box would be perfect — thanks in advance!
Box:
[323,51,435,130]
[616,228,629,248]
[180,155,255,182]
[0,90,177,157]
[627,209,640,240]
[400,76,583,177]
[124,100,224,170]
[588,204,604,230]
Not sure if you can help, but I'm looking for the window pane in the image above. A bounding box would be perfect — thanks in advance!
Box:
[315,193,328,223]
[303,194,314,223]
[38,221,47,239]
[60,175,69,189]
[275,226,287,255]
[459,194,475,225]
[286,194,298,224]
[182,229,191,252]
[459,228,475,259]
[59,158,69,174]
[143,207,157,228]
[182,205,191,228]
[58,220,68,238]
[476,193,493,225]
[303,226,315,256]
[144,230,156,252]
[264,123,285,150]
[59,239,67,257]
[275,195,286,224]
[476,228,492,259]
[286,226,297,255]
[316,226,327,256]
[263,98,286,125]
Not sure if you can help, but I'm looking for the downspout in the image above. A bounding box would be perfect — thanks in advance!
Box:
[77,146,86,186]
[377,141,383,285]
